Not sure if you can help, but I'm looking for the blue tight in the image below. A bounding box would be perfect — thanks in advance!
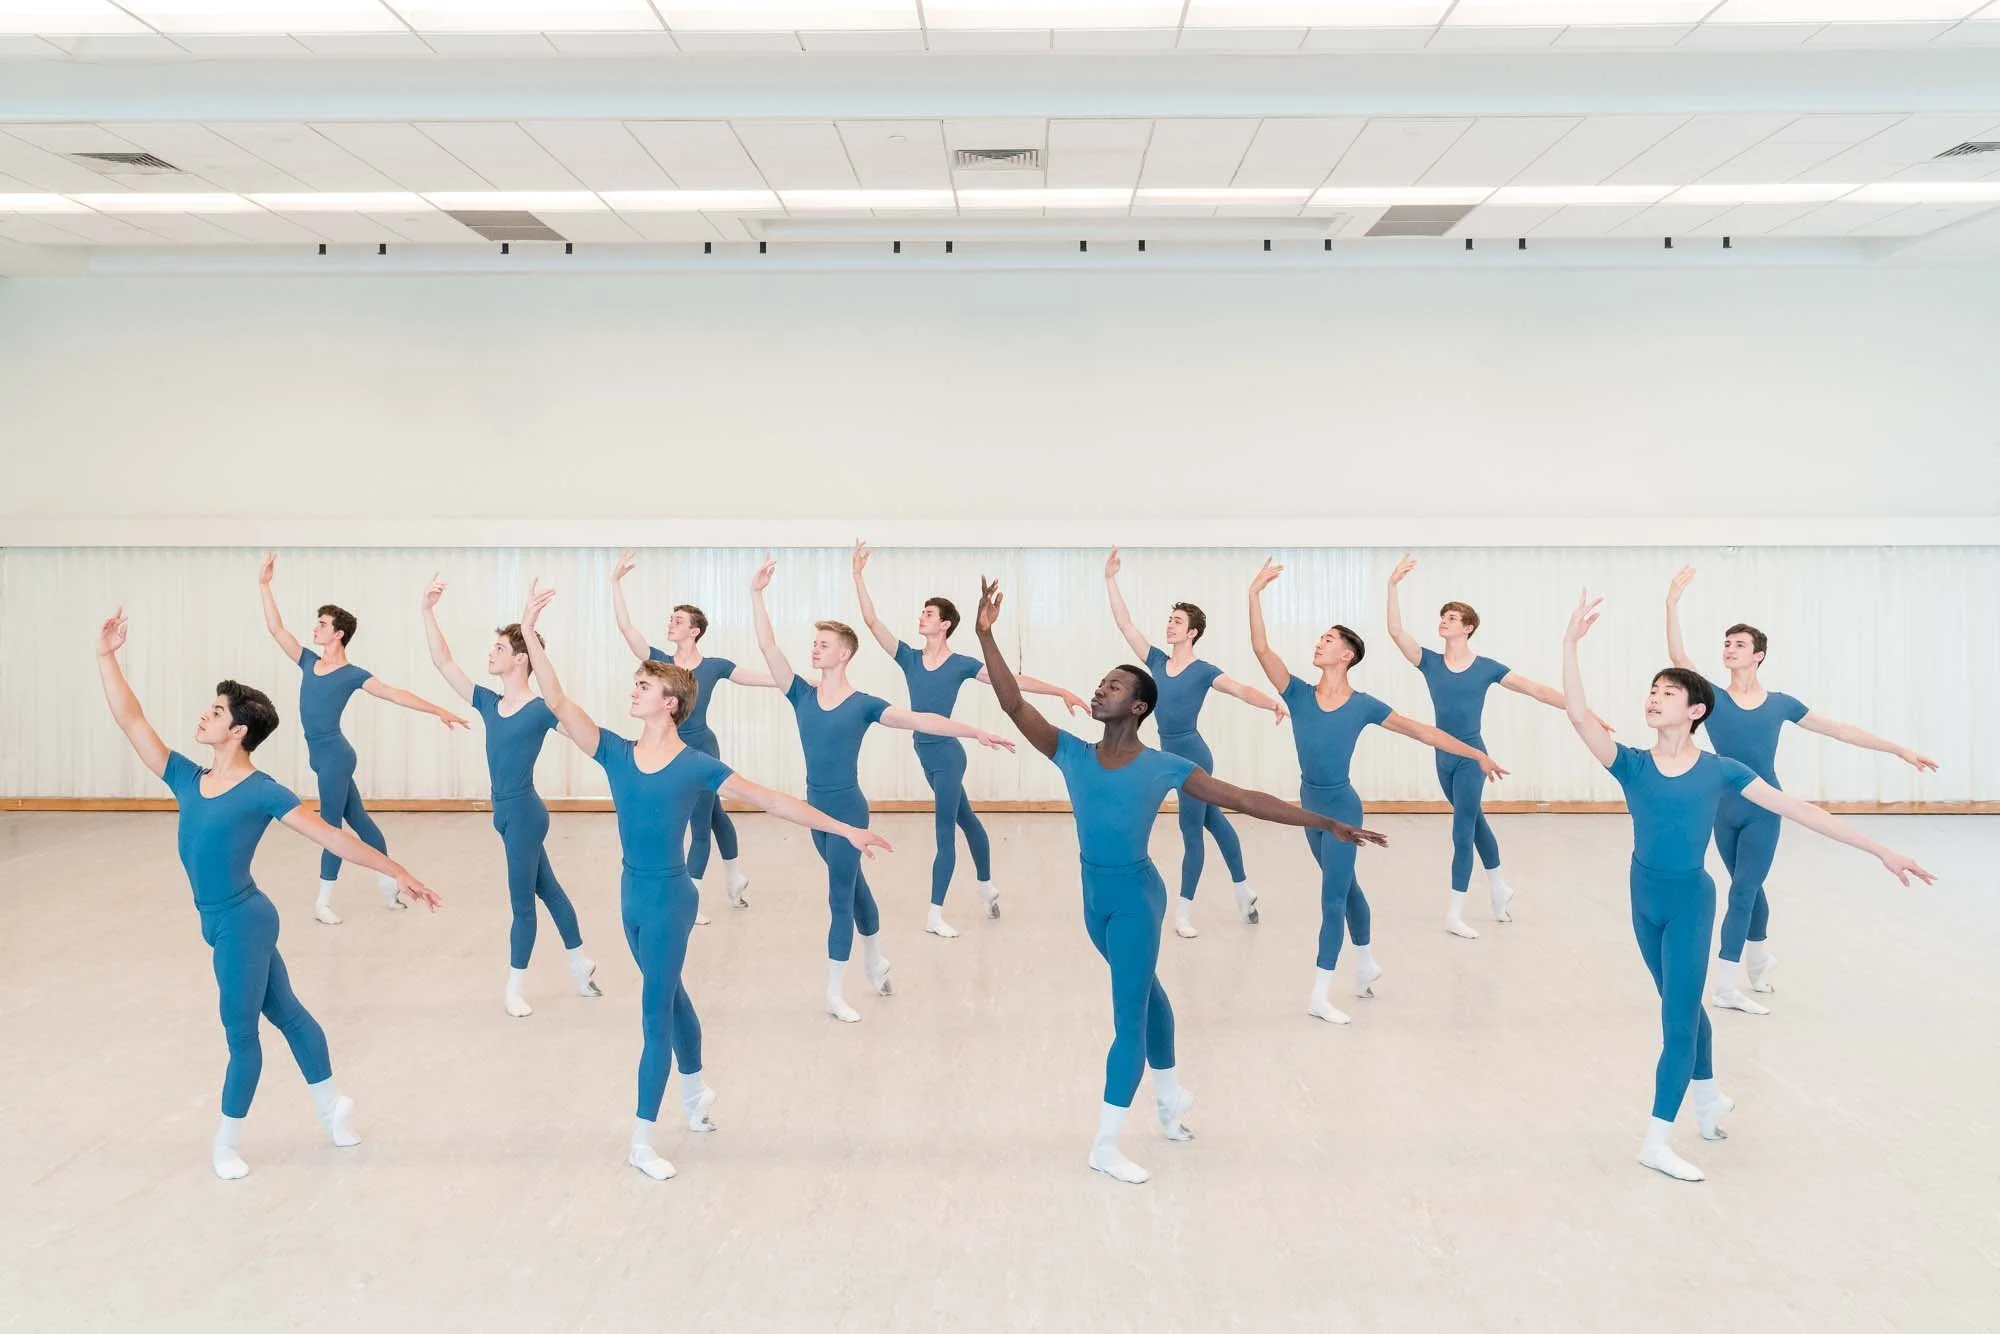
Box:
[309,736,387,881]
[1713,796,1779,963]
[492,794,583,970]
[620,869,703,1121]
[1159,730,1246,902]
[202,890,332,1119]
[1629,861,1716,1122]
[809,785,879,962]
[917,739,991,907]
[1434,750,1500,891]
[1301,781,1372,971]
[1082,860,1177,1106]
[681,728,739,880]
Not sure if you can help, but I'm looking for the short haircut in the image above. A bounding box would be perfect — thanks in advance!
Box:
[494,622,545,657]
[674,604,709,641]
[816,619,860,657]
[216,679,280,752]
[638,658,698,725]
[1653,667,1715,733]
[1438,600,1480,635]
[1117,663,1158,718]
[1171,601,1207,644]
[1333,624,1366,666]
[1725,623,1768,659]
[925,596,961,637]
[318,604,357,646]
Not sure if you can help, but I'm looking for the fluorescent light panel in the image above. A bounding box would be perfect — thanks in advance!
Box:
[422,191,607,210]
[116,0,404,32]
[71,192,261,212]
[0,194,91,212]
[957,188,1134,208]
[779,189,956,209]
[1185,1,1451,25]
[249,192,431,211]
[1488,185,1674,204]
[1672,183,1855,203]
[0,1,148,33]
[383,1,665,32]
[1849,182,2000,202]
[654,2,919,31]
[922,1,1184,30]
[1310,187,1492,207]
[1137,188,1313,204]
[600,190,783,211]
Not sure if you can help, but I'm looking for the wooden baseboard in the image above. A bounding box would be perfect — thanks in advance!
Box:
[4,798,1994,815]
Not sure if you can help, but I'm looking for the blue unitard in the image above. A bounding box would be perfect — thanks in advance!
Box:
[894,641,992,907]
[648,647,741,879]
[471,686,583,970]
[1049,731,1194,1106]
[1606,744,1755,1122]
[1144,646,1247,902]
[785,677,889,961]
[593,733,728,1121]
[1282,677,1391,971]
[1417,648,1509,890]
[163,752,332,1119]
[1702,684,1808,963]
[297,647,388,881]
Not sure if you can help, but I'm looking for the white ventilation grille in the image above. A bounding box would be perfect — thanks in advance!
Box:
[953,148,1041,171]
[71,151,182,174]
[1934,141,2000,159]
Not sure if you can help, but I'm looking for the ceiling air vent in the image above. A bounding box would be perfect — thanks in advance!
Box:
[71,151,183,174]
[1933,141,2000,159]
[953,148,1041,171]
[1365,203,1478,238]
[446,210,568,242]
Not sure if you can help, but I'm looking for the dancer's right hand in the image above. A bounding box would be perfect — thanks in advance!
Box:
[1328,820,1388,848]
[258,552,276,585]
[751,558,776,592]
[522,579,556,629]
[422,574,445,609]
[1250,557,1283,594]
[612,550,636,583]
[1667,565,1696,604]
[1104,546,1121,580]
[1879,850,1935,887]
[1478,755,1509,781]
[976,576,1004,632]
[852,540,870,575]
[394,869,443,911]
[1389,554,1416,585]
[97,608,128,657]
[1565,589,1602,644]
[846,828,894,859]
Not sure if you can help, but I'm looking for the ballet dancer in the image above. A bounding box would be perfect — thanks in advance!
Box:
[1104,546,1286,939]
[259,553,466,925]
[1666,566,1938,1015]
[517,581,891,1180]
[851,540,1088,937]
[611,551,775,922]
[973,577,1385,1183]
[749,558,1014,1020]
[1386,553,1606,938]
[1247,559,1508,1024]
[96,609,440,1180]
[421,576,599,1018]
[1560,590,1931,1181]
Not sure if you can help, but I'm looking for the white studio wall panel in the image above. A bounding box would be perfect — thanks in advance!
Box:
[4,545,1990,804]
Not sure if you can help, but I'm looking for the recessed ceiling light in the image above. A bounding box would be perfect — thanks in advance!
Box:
[116,1,404,32]
[655,2,919,31]
[248,192,433,211]
[1488,185,1675,205]
[1309,187,1493,207]
[72,193,261,212]
[422,191,608,210]
[1672,183,1856,203]
[600,190,784,211]
[1847,181,2000,202]
[0,194,92,212]
[0,1,148,34]
[384,1,665,32]
[923,1,1184,30]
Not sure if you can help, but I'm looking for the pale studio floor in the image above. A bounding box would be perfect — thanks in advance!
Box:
[0,809,1995,1334]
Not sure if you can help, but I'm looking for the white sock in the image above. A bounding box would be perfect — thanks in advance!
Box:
[1445,890,1478,939]
[1151,1066,1194,1141]
[567,946,600,997]
[1350,944,1381,997]
[826,960,859,1022]
[212,1115,249,1180]
[1485,865,1513,921]
[506,967,532,1018]
[1639,1116,1704,1181]
[1088,1103,1149,1184]
[307,1078,358,1147]
[860,933,892,994]
[1690,1078,1734,1140]
[1307,967,1351,1024]
[926,904,958,938]
[377,872,404,908]
[1232,879,1259,924]
[722,859,750,907]
[977,878,999,918]
[681,1070,716,1131]
[1745,940,1767,966]
[314,879,341,924]
[1174,897,1198,937]
[629,1117,675,1180]
[1310,968,1334,1006]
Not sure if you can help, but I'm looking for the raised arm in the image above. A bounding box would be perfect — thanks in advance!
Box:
[1737,779,1934,885]
[881,706,1016,753]
[1246,558,1290,694]
[1561,590,1617,767]
[719,773,895,859]
[361,676,470,731]
[1103,546,1153,659]
[748,557,796,693]
[1796,712,1940,772]
[257,552,303,663]
[1385,554,1422,667]
[608,550,652,662]
[95,610,169,779]
[418,575,476,706]
[516,581,599,756]
[1664,565,1698,672]
[1381,711,1508,779]
[279,807,440,909]
[972,576,1061,759]
[850,541,900,657]
[1181,769,1387,847]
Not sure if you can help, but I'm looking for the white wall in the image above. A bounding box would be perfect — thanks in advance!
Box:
[1,267,1996,545]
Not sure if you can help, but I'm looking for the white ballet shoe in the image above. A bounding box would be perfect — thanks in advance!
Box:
[866,957,894,997]
[1308,999,1352,1025]
[826,997,861,1023]
[925,909,959,939]
[1087,1145,1150,1185]
[1696,1093,1735,1142]
[212,1148,249,1180]
[1232,881,1259,925]
[1746,951,1778,994]
[1490,882,1513,923]
[505,993,534,1019]
[725,866,751,909]
[319,1095,360,1148]
[1444,917,1480,940]
[1710,987,1770,1016]
[1639,1143,1705,1182]
[570,958,602,998]
[313,903,342,926]
[628,1146,677,1181]
[1352,957,1383,999]
[1174,915,1199,939]
[1155,1086,1196,1142]
[978,881,1000,919]
[685,1086,718,1133]
[378,874,406,910]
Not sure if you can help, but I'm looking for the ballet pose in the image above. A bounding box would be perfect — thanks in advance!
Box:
[259,553,467,925]
[973,578,1385,1184]
[749,558,1014,1021]
[851,540,1087,937]
[1386,554,1605,938]
[1560,591,1931,1181]
[1104,546,1287,940]
[518,582,891,1179]
[96,609,440,1180]
[1247,559,1507,1024]
[421,576,599,1018]
[1665,566,1938,1015]
[611,551,775,922]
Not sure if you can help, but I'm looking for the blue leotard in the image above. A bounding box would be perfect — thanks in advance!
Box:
[647,647,744,878]
[894,641,991,907]
[786,676,890,961]
[1417,647,1509,891]
[471,686,582,970]
[1143,646,1245,901]
[1282,676,1391,971]
[297,647,387,880]
[1702,685,1810,962]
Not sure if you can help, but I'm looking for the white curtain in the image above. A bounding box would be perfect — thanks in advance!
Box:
[5,545,1990,803]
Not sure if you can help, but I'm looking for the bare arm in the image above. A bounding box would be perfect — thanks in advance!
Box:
[1561,591,1617,768]
[1385,554,1422,667]
[880,706,1016,752]
[1103,546,1153,659]
[719,773,895,858]
[1797,712,1939,771]
[1501,669,1614,733]
[95,611,169,778]
[1181,769,1387,846]
[850,541,900,657]
[361,676,470,730]
[1737,779,1935,885]
[973,577,1062,759]
[517,581,599,756]
[280,807,440,909]
[1213,674,1287,723]
[419,577,476,705]
[726,662,778,689]
[1382,711,1507,778]
[747,558,796,693]
[1246,558,1290,694]
[1664,565,1698,672]
[257,552,303,663]
[982,669,1088,717]
[608,550,653,662]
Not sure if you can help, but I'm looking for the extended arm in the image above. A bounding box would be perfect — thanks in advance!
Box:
[517,582,599,756]
[850,541,900,657]
[257,552,303,663]
[1561,592,1617,767]
[1385,554,1422,667]
[608,550,652,662]
[880,706,1015,752]
[419,577,476,706]
[1738,779,1934,885]
[1103,547,1153,659]
[972,577,1061,759]
[1246,559,1289,694]
[280,807,440,909]
[719,773,895,857]
[362,676,470,730]
[748,559,797,694]
[1797,712,1939,771]
[1502,669,1613,733]
[1382,712,1507,778]
[1214,674,1287,723]
[1181,769,1387,846]
[978,667,1087,716]
[1664,565,1698,672]
[726,663,778,689]
[95,611,169,778]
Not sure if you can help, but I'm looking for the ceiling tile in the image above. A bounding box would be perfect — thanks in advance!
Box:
[1452,203,1562,234]
[800,29,927,50]
[4,124,144,154]
[1605,115,1792,183]
[1420,117,1578,185]
[168,35,309,56]
[0,131,139,192]
[87,124,301,192]
[670,32,803,51]
[41,213,165,245]
[617,212,726,242]
[414,123,584,189]
[1614,202,1734,233]
[925,28,1052,49]
[1689,201,1822,234]
[1510,116,1687,184]
[38,34,190,57]
[520,121,674,190]
[313,122,492,190]
[1176,27,1308,49]
[838,121,950,188]
[1324,119,1472,186]
[195,211,322,243]
[1530,203,1655,236]
[294,32,433,54]
[535,210,642,242]
[1808,113,2000,179]
[1046,120,1153,187]
[420,33,555,55]
[546,31,681,53]
[1767,200,1919,234]
[209,124,397,190]
[1300,26,1432,48]
[1804,20,1955,44]
[1232,118,1366,188]
[0,35,64,56]
[1138,119,1260,188]
[1679,21,1823,46]
[624,122,768,189]
[1425,24,1562,47]
[1051,28,1179,50]
[1552,23,1694,46]
[733,122,857,189]
[1845,202,1993,235]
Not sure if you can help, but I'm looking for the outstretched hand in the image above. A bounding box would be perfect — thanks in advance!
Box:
[975,731,1017,754]
[436,711,471,732]
[1104,546,1122,580]
[976,576,1004,633]
[1565,588,1603,643]
[848,828,894,860]
[1880,850,1935,887]
[394,869,443,912]
[751,557,776,593]
[1250,557,1283,595]
[422,574,445,610]
[1901,749,1940,773]
[1389,553,1416,585]
[1479,755,1510,782]
[97,608,129,657]
[1667,564,1696,604]
[1059,689,1089,717]
[1271,702,1289,726]
[852,540,871,575]
[1329,820,1388,849]
[612,550,636,583]
[258,552,276,586]
[522,579,556,630]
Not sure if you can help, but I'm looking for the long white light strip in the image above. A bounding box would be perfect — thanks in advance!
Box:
[115,1,404,33]
[382,1,666,32]
[249,192,432,212]
[599,190,784,211]
[1672,183,1856,204]
[779,189,957,210]
[1136,188,1314,204]
[422,191,608,211]
[654,2,920,32]
[1309,187,1493,207]
[1444,0,1715,24]
[69,193,263,212]
[0,1,149,35]
[922,1,1184,31]
[1706,0,1986,21]
[957,188,1134,208]
[1487,185,1674,205]
[0,194,92,212]
[1848,182,2000,203]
